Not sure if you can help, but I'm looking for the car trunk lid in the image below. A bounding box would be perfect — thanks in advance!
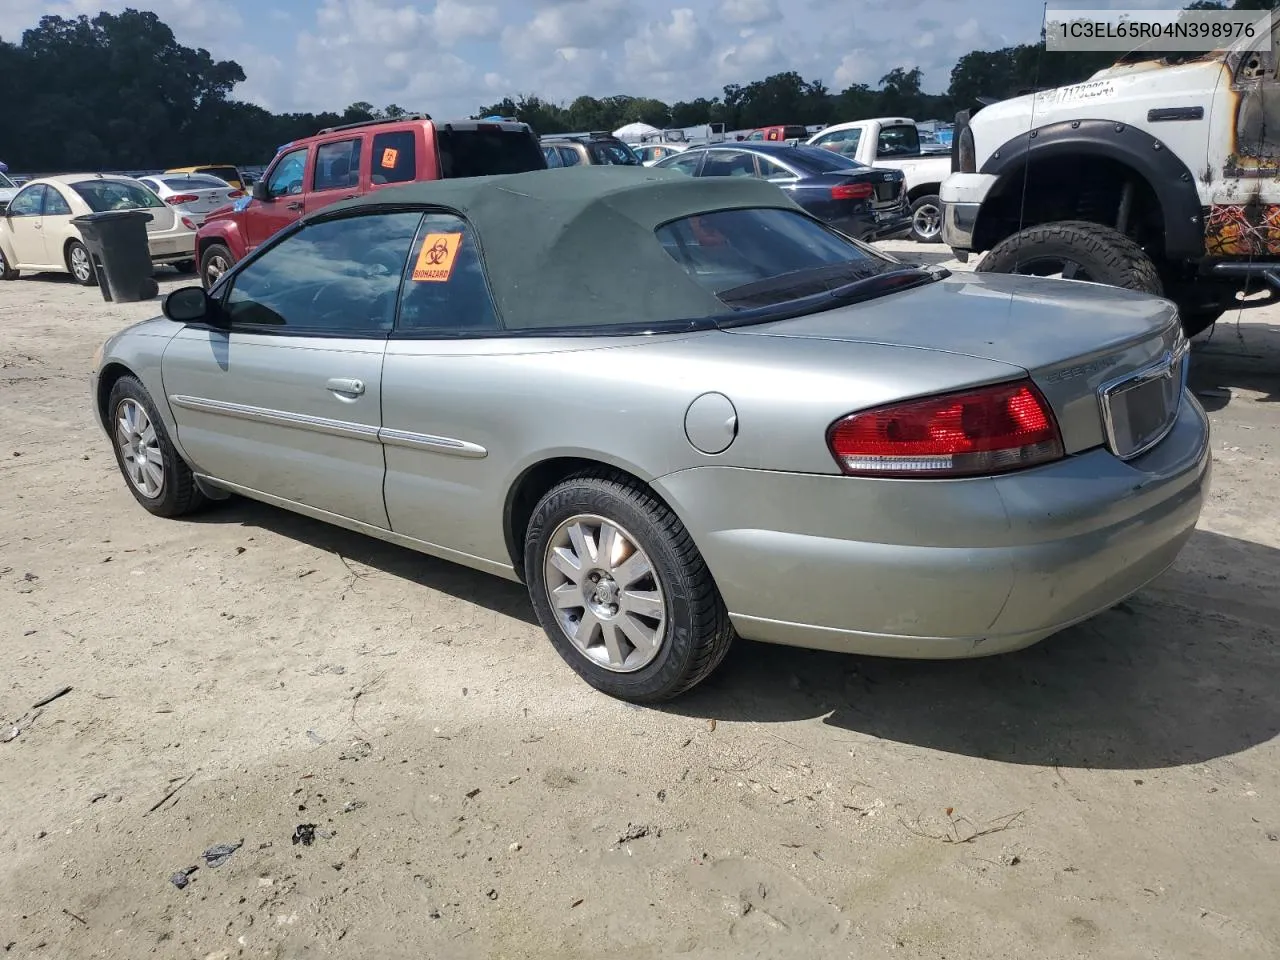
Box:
[726,270,1185,455]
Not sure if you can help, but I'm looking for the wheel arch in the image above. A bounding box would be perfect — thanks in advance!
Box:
[907,182,941,203]
[502,455,684,582]
[95,361,137,430]
[974,119,1204,259]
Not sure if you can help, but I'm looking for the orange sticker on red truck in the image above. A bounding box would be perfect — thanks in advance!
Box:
[411,233,462,282]
[381,147,399,169]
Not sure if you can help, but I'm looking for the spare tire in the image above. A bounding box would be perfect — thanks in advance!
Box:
[976,220,1163,295]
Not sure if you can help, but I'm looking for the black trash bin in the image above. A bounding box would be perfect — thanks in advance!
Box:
[71,211,160,303]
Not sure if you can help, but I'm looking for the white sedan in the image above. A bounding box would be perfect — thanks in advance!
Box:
[137,173,244,226]
[0,174,197,285]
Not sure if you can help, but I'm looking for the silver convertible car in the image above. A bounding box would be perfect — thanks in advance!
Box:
[91,167,1211,701]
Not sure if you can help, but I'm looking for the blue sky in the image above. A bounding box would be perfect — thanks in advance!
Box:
[8,1,1165,117]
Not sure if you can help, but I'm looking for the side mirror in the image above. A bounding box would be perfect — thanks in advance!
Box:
[163,286,225,326]
[251,180,269,201]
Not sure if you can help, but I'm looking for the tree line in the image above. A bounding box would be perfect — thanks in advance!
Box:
[1,3,1275,173]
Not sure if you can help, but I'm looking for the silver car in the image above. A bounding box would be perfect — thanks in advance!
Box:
[90,168,1211,701]
[137,173,244,226]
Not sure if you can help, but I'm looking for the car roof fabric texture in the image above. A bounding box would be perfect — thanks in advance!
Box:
[313,166,805,329]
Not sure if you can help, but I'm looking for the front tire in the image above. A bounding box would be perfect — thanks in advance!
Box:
[0,246,19,280]
[976,220,1162,295]
[524,473,734,702]
[909,194,943,244]
[66,239,98,286]
[199,243,234,290]
[106,375,207,518]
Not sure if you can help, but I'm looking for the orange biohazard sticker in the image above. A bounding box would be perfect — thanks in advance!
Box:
[412,233,462,282]
[381,147,399,169]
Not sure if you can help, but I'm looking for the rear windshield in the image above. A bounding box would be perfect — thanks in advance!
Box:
[656,208,893,308]
[72,180,165,212]
[161,175,229,190]
[587,141,641,165]
[199,166,242,182]
[877,125,921,157]
[437,128,546,177]
[782,126,809,140]
[785,146,868,173]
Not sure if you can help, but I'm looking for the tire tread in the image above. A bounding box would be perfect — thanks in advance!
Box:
[976,220,1162,294]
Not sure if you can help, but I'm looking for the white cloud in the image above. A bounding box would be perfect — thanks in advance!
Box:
[717,0,781,26]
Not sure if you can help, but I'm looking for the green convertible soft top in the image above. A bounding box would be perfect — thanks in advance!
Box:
[313,166,806,330]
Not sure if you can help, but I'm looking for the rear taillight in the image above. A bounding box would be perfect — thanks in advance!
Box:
[831,182,873,201]
[181,216,197,230]
[227,190,244,199]
[827,380,1063,478]
[166,193,199,205]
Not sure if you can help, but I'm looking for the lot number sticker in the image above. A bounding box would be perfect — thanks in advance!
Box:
[381,147,399,168]
[412,233,462,282]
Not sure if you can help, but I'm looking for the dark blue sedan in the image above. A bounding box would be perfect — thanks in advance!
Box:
[652,142,910,241]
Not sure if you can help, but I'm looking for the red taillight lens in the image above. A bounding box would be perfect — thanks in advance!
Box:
[166,193,199,205]
[827,380,1064,478]
[227,190,244,199]
[181,216,196,230]
[831,182,873,201]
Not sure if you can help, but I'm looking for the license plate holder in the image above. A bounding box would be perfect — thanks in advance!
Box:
[1098,347,1186,460]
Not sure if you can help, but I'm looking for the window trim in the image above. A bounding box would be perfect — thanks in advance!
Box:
[312,136,364,194]
[7,184,47,217]
[206,209,424,340]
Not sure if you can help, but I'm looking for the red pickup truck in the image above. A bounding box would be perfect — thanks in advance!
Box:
[195,115,547,288]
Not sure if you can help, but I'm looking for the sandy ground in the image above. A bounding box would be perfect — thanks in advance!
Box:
[1,242,1278,960]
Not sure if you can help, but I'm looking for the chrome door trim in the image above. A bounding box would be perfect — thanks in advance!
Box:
[169,394,381,442]
[378,427,488,459]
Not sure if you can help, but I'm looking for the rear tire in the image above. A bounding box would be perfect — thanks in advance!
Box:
[524,472,734,702]
[66,239,98,286]
[976,220,1163,295]
[909,194,943,244]
[106,375,207,518]
[200,243,235,290]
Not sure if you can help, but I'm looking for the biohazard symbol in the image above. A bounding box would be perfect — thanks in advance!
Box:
[411,232,462,282]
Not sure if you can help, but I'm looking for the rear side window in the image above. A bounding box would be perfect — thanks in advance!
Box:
[542,146,563,168]
[314,138,362,191]
[655,208,881,306]
[372,130,417,184]
[877,124,921,158]
[587,141,641,165]
[437,127,546,177]
[44,188,72,215]
[396,212,500,335]
[557,146,582,167]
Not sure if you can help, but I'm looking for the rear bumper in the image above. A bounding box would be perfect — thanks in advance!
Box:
[148,229,197,261]
[652,394,1210,659]
[939,173,998,251]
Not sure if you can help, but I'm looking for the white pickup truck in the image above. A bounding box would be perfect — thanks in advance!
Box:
[940,12,1280,336]
[807,117,952,242]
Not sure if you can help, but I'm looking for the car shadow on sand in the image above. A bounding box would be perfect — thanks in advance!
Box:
[184,498,538,626]
[1190,317,1280,408]
[667,527,1280,771]
[191,497,1279,771]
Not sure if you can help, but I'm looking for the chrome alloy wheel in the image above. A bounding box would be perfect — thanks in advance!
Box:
[70,244,93,282]
[205,253,230,285]
[115,398,164,499]
[543,514,667,672]
[912,202,941,240]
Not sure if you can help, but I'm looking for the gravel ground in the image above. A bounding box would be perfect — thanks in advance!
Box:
[1,242,1278,960]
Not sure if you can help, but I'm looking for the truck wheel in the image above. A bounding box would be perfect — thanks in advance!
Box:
[200,243,235,290]
[909,194,943,244]
[976,221,1162,295]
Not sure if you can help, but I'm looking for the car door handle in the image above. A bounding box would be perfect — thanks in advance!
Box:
[326,377,365,397]
[286,201,303,211]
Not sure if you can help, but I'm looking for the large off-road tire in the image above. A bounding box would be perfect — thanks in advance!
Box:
[106,375,208,518]
[909,194,943,244]
[976,220,1163,295]
[524,472,734,702]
